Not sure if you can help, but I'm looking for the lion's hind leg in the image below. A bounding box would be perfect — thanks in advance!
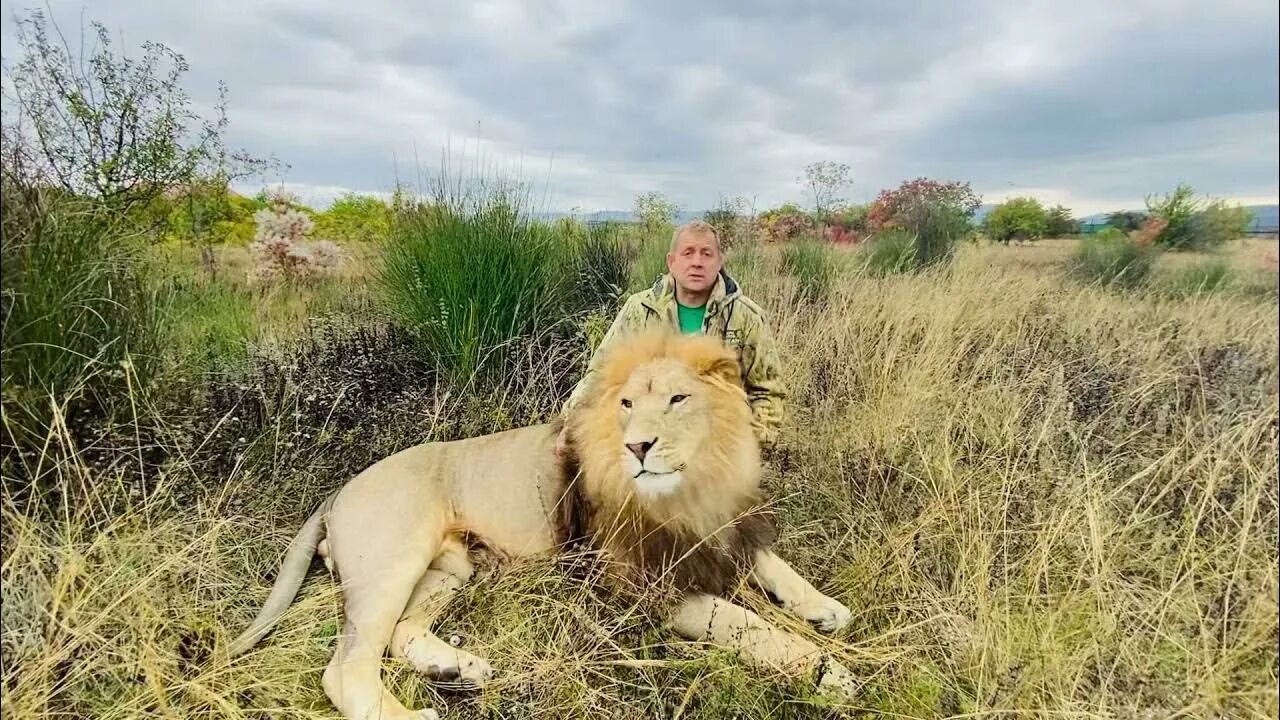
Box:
[322,504,445,720]
[390,536,495,688]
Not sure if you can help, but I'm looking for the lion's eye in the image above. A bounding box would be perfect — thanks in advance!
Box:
[620,398,632,409]
[670,394,688,405]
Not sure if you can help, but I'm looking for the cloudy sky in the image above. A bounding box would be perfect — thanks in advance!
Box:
[3,0,1277,215]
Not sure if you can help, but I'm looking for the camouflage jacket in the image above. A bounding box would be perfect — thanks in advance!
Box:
[564,270,787,447]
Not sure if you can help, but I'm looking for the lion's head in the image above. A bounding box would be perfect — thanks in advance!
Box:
[565,330,775,595]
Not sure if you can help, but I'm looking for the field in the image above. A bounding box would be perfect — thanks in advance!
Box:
[2,228,1278,720]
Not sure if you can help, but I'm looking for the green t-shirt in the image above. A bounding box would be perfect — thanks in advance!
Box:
[677,302,706,335]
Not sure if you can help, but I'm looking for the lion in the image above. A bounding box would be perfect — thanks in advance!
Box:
[226,331,857,720]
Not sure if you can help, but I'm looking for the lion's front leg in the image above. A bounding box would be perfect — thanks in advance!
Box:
[750,549,851,634]
[666,594,858,699]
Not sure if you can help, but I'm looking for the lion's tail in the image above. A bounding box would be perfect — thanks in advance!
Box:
[226,494,335,658]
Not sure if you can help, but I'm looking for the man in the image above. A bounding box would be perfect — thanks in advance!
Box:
[560,219,787,448]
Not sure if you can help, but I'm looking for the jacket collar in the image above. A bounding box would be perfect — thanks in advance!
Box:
[644,269,741,316]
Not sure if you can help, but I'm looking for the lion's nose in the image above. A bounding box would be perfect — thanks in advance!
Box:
[626,439,656,462]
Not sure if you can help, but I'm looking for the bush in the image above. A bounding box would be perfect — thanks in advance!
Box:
[866,178,981,231]
[703,196,753,250]
[1158,259,1236,297]
[858,229,919,276]
[1186,201,1251,248]
[1,188,162,454]
[1145,184,1250,250]
[1067,229,1155,289]
[248,194,345,282]
[313,193,392,243]
[780,238,836,301]
[985,197,1050,244]
[757,204,813,243]
[379,192,577,384]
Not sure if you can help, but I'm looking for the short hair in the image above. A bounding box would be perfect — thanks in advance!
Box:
[669,219,722,253]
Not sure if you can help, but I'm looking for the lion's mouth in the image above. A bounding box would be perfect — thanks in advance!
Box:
[634,463,686,479]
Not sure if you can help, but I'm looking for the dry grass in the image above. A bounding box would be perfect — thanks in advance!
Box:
[3,242,1277,719]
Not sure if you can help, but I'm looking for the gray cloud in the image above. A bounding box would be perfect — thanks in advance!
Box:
[2,0,1275,214]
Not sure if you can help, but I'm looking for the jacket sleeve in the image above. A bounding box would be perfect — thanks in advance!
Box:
[742,313,787,448]
[563,295,642,415]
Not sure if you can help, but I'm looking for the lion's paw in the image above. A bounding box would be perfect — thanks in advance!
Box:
[415,710,441,720]
[797,595,852,634]
[815,658,858,702]
[418,651,494,688]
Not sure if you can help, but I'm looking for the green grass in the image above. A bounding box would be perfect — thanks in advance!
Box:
[858,229,919,276]
[1156,258,1236,297]
[1067,229,1156,289]
[1,190,163,458]
[380,195,588,384]
[780,237,836,301]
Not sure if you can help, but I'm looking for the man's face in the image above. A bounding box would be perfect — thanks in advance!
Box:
[667,230,723,295]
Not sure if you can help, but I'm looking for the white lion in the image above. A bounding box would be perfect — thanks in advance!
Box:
[227,331,856,719]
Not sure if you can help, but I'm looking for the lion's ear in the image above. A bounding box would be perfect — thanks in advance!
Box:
[700,355,742,388]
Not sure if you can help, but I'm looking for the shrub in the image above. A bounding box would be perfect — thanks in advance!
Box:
[1145,184,1250,250]
[248,194,345,282]
[1067,229,1155,289]
[703,196,753,251]
[1186,200,1251,248]
[780,238,836,301]
[1158,259,1236,297]
[379,192,577,384]
[313,193,392,243]
[866,178,981,231]
[985,197,1050,244]
[1145,183,1200,250]
[757,204,814,243]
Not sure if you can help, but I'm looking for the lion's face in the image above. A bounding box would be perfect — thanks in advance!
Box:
[614,357,719,498]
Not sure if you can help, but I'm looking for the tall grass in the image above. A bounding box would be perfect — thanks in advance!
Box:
[1156,258,1236,297]
[1067,230,1156,289]
[380,194,589,384]
[1,189,162,460]
[780,237,836,301]
[2,241,1277,719]
[628,225,671,293]
[858,229,919,276]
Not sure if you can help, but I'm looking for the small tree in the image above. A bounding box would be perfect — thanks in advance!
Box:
[2,9,270,209]
[1145,183,1201,249]
[633,191,680,233]
[798,161,852,219]
[984,197,1050,244]
[1045,205,1079,236]
[867,178,981,230]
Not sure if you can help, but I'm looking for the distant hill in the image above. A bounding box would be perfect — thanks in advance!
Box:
[533,210,706,224]
[1077,204,1278,233]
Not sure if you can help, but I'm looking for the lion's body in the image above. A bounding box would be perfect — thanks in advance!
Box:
[332,423,569,560]
[227,332,857,720]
